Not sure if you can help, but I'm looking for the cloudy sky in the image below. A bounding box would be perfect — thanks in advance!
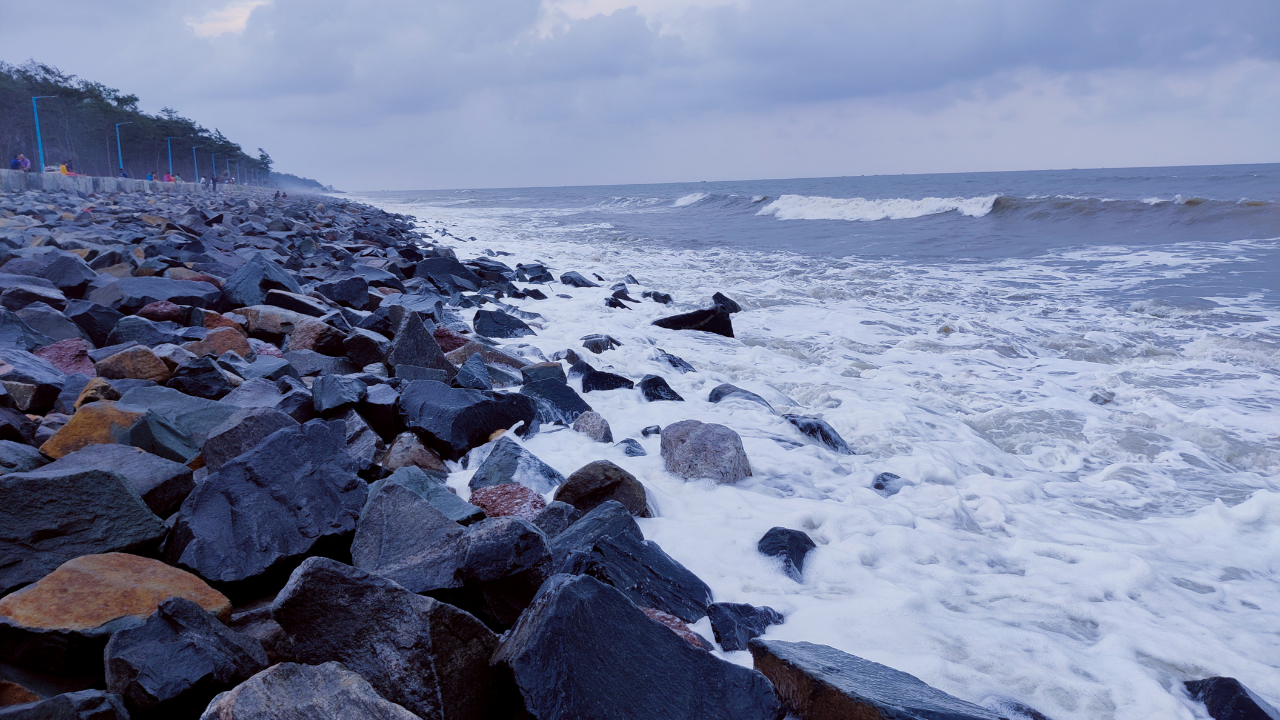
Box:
[4,0,1279,190]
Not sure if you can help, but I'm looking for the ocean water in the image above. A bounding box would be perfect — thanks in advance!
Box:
[354,163,1280,720]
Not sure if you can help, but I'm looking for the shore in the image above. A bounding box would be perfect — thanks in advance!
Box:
[0,182,1267,720]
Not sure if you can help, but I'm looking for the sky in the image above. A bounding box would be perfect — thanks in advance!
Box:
[3,0,1279,190]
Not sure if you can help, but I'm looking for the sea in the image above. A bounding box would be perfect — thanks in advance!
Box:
[353,163,1280,720]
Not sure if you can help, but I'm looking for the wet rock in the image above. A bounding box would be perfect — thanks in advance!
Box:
[617,438,647,456]
[95,345,170,383]
[272,557,513,719]
[712,292,742,313]
[0,308,54,352]
[63,300,123,347]
[105,315,179,347]
[643,607,714,650]
[643,290,673,304]
[581,368,634,393]
[707,603,783,652]
[642,424,661,437]
[200,661,420,720]
[521,377,592,425]
[265,289,329,317]
[557,460,650,517]
[202,407,300,472]
[640,374,684,402]
[352,482,466,593]
[1185,677,1279,720]
[571,410,612,442]
[387,314,455,379]
[39,444,194,517]
[182,326,251,359]
[0,690,130,719]
[0,553,229,674]
[284,317,345,356]
[0,440,46,475]
[468,436,565,493]
[166,356,237,400]
[283,349,358,376]
[316,276,371,308]
[337,408,384,477]
[1090,390,1115,405]
[0,281,66,312]
[473,309,534,338]
[165,420,366,598]
[493,573,780,720]
[550,500,641,563]
[561,525,713,622]
[581,333,621,353]
[17,303,85,344]
[709,383,775,411]
[653,306,734,338]
[659,350,696,373]
[32,338,94,377]
[40,399,199,462]
[368,467,483,526]
[560,271,599,288]
[452,352,492,390]
[783,414,851,454]
[749,639,1003,720]
[533,500,581,538]
[661,419,751,484]
[441,516,552,629]
[757,527,815,582]
[311,374,367,414]
[872,471,910,497]
[104,597,267,718]
[88,277,221,313]
[380,431,449,474]
[342,327,390,367]
[398,380,538,461]
[520,361,565,384]
[118,385,238,446]
[470,483,547,522]
[222,255,303,307]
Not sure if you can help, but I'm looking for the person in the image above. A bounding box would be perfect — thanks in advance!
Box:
[59,163,68,175]
[146,172,154,181]
[17,155,30,172]
[119,169,128,178]
[173,174,182,183]
[211,174,218,192]
[8,155,19,170]
[273,191,280,200]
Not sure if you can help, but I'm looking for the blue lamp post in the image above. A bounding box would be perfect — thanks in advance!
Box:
[165,137,179,177]
[191,146,202,181]
[114,122,133,173]
[31,96,56,172]
[210,153,217,179]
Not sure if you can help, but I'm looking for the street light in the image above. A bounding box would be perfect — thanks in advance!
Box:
[115,122,133,173]
[165,137,180,177]
[191,146,202,181]
[32,96,56,172]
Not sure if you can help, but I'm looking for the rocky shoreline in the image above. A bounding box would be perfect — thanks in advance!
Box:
[0,185,1266,720]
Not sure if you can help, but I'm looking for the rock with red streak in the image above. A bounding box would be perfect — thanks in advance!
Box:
[33,338,95,376]
[433,326,471,353]
[642,607,714,650]
[136,301,184,323]
[469,483,546,522]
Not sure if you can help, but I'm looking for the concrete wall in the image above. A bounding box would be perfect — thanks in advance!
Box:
[0,169,252,196]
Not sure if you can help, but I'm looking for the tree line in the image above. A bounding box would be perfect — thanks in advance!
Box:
[0,60,274,182]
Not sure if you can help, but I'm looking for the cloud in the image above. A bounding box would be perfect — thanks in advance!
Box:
[186,0,270,38]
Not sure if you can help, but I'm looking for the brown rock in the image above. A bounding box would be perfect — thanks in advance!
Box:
[445,342,528,370]
[556,459,650,517]
[469,484,546,522]
[200,310,243,331]
[380,431,448,474]
[182,326,252,358]
[238,306,307,338]
[38,400,197,463]
[642,607,712,650]
[286,318,345,355]
[433,326,471,353]
[136,300,184,323]
[95,346,170,383]
[33,338,95,376]
[74,377,120,409]
[187,274,223,288]
[0,681,40,707]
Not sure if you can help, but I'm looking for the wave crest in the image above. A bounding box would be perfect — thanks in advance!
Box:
[757,194,998,222]
[673,192,709,208]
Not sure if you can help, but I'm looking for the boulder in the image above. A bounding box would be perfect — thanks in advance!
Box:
[182,326,251,359]
[88,277,221,313]
[352,481,468,593]
[618,438,647,456]
[32,338,94,376]
[165,420,367,598]
[661,419,751,484]
[470,483,547,522]
[337,408,385,477]
[202,407,300,472]
[708,383,775,411]
[643,607,715,651]
[95,345,170,383]
[642,424,661,436]
[452,352,492,390]
[166,356,238,400]
[581,369,634,393]
[549,500,640,562]
[872,471,910,497]
[533,501,581,538]
[441,516,552,629]
[493,574,780,720]
[343,327,390,367]
[581,333,622,354]
[105,597,267,718]
[39,444,194,516]
[39,400,199,462]
[387,314,455,378]
[561,527,713,623]
[105,315,179,347]
[473,309,534,339]
[380,431,449,474]
[0,282,66,312]
[271,557,514,720]
[63,300,123,347]
[520,378,592,425]
[783,414,851,454]
[468,436,564,493]
[0,308,54,352]
[398,381,538,461]
[221,255,303,307]
[0,553,228,674]
[748,639,1003,720]
[17,303,86,345]
[238,305,307,340]
[311,374,367,414]
[640,374,684,402]
[0,440,46,476]
[560,271,599,288]
[199,662,420,720]
[367,467,483,526]
[0,690,130,719]
[757,527,816,582]
[712,292,742,313]
[0,349,65,414]
[571,410,612,442]
[316,276,371,307]
[265,289,329,317]
[118,385,238,446]
[285,317,346,356]
[136,300,185,323]
[557,460,650,517]
[707,603,784,652]
[70,376,115,408]
[283,349,358,376]
[653,307,734,338]
[1185,677,1280,720]
[520,361,565,384]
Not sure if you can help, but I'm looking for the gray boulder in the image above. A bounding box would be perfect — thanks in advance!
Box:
[222,255,304,307]
[88,277,222,313]
[39,444,194,517]
[199,662,419,720]
[661,419,751,484]
[0,440,47,476]
[202,407,300,472]
[351,482,466,594]
[0,690,130,719]
[468,436,564,494]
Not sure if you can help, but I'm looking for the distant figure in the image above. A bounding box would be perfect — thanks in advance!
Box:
[59,163,69,175]
[17,155,30,171]
[211,174,218,192]
[273,191,280,200]
[146,172,154,181]
[8,156,19,170]
[173,174,182,183]
[163,173,173,182]
[119,169,129,178]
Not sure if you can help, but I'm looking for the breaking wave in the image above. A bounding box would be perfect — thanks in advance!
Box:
[757,194,998,221]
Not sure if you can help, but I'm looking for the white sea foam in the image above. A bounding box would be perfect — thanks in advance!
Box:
[356,191,1280,720]
[757,193,998,221]
[674,192,709,207]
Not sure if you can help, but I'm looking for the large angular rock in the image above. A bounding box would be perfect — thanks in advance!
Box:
[533,501,581,538]
[39,400,199,462]
[473,309,534,338]
[368,467,482,525]
[468,436,564,493]
[0,349,65,415]
[757,527,816,582]
[200,662,420,720]
[88,277,222,313]
[105,315,179,347]
[0,465,166,597]
[387,314,455,378]
[343,327,390,367]
[520,377,591,425]
[311,374,367,414]
[661,419,752,484]
[32,338,93,378]
[166,356,238,400]
[653,306,734,338]
[521,361,565,384]
[559,271,599,288]
[272,557,514,720]
[18,303,86,345]
[285,317,346,356]
[784,414,852,454]
[561,526,713,623]
[380,431,449,474]
[182,326,252,359]
[493,573,780,720]
[35,253,98,298]
[398,380,538,461]
[0,553,229,674]
[0,308,54,352]
[440,516,551,629]
[708,603,784,652]
[0,280,65,312]
[0,440,46,476]
[581,368,634,393]
[352,482,467,593]
[222,255,303,307]
[39,444,194,517]
[165,420,367,598]
[469,484,546,522]
[202,407,300,472]
[640,374,684,402]
[549,500,640,563]
[118,385,238,446]
[95,345,170,383]
[105,597,267,717]
[63,300,124,347]
[0,690,130,719]
[556,460,650,517]
[1185,677,1280,720]
[748,639,1003,720]
[452,352,492,390]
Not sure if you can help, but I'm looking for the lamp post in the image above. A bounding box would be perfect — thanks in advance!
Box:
[165,137,179,177]
[31,96,56,172]
[191,146,202,182]
[210,153,217,180]
[114,122,133,173]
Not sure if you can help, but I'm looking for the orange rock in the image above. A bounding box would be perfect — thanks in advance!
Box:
[0,553,230,632]
[74,377,120,409]
[137,300,184,322]
[95,346,170,383]
[201,310,243,331]
[380,431,448,474]
[469,484,545,522]
[182,326,251,358]
[0,680,40,707]
[286,317,345,355]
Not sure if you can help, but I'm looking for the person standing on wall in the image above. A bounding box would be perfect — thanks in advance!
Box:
[17,155,30,172]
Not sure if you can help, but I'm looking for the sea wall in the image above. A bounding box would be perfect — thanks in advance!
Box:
[0,168,249,195]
